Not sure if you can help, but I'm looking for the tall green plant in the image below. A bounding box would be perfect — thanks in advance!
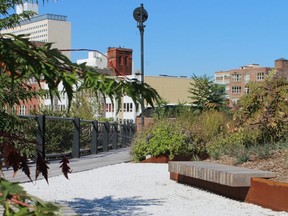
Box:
[189,74,227,113]
[234,69,288,143]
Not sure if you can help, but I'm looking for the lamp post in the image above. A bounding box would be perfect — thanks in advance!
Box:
[133,4,148,128]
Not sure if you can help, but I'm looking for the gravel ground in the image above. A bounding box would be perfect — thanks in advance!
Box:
[21,163,288,216]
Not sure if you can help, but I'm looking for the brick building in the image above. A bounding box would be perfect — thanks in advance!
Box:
[107,47,133,76]
[214,58,288,106]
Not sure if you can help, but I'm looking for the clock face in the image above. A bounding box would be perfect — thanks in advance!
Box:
[133,6,148,23]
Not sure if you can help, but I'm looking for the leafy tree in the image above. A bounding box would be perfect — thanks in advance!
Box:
[69,90,100,120]
[234,69,288,143]
[189,74,227,113]
[0,0,160,213]
[0,0,160,177]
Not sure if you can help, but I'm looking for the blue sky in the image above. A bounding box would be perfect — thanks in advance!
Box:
[37,0,288,78]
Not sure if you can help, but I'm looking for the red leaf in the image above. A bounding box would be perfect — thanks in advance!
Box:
[20,155,32,182]
[2,143,21,176]
[59,157,72,179]
[35,152,50,183]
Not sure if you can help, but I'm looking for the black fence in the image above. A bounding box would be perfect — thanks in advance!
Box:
[19,115,135,160]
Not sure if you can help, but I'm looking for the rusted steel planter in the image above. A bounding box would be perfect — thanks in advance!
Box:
[141,156,169,163]
[245,178,288,212]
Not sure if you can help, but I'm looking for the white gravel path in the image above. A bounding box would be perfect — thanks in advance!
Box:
[21,163,288,216]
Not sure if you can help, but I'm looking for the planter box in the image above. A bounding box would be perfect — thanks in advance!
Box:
[245,178,288,212]
[141,156,169,163]
[141,154,197,163]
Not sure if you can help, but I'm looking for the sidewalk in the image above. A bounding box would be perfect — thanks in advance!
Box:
[1,147,131,216]
[3,147,131,183]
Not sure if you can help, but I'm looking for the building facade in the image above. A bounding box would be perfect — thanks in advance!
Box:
[76,47,133,76]
[1,3,71,59]
[107,47,133,76]
[1,3,72,115]
[77,51,108,69]
[214,58,288,106]
[104,74,193,126]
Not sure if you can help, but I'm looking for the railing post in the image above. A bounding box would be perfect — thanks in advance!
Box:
[128,122,133,145]
[72,117,80,158]
[112,122,118,149]
[91,120,98,154]
[127,122,131,145]
[103,122,109,152]
[121,123,127,147]
[36,115,46,159]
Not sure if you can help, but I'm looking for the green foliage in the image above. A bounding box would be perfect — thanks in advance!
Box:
[189,74,227,113]
[131,119,192,161]
[206,128,261,160]
[69,90,99,120]
[153,103,193,120]
[234,68,288,143]
[189,110,229,144]
[131,110,231,162]
[0,0,38,29]
[130,129,149,162]
[0,179,60,215]
[235,148,250,164]
[148,120,188,159]
[249,143,272,160]
[79,68,161,113]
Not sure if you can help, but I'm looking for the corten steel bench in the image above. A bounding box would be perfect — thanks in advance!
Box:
[169,161,276,200]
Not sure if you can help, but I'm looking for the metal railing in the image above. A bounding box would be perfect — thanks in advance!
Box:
[19,115,135,160]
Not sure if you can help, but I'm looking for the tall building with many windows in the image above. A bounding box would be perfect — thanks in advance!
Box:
[1,3,71,59]
[1,3,72,115]
[214,58,288,107]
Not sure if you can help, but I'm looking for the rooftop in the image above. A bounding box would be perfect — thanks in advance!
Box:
[20,14,67,25]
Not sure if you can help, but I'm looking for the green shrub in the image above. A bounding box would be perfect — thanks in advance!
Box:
[148,120,189,159]
[130,129,149,162]
[249,143,272,160]
[206,128,261,159]
[130,119,193,161]
[131,110,233,162]
[235,148,250,164]
[0,179,60,215]
[190,110,230,144]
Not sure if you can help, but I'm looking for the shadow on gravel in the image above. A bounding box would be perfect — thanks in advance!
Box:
[67,196,164,216]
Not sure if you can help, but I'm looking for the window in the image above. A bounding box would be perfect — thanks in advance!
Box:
[105,103,114,112]
[231,74,241,82]
[123,103,133,112]
[20,105,26,115]
[244,86,249,94]
[245,74,250,82]
[129,103,133,112]
[257,72,264,81]
[232,86,241,94]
